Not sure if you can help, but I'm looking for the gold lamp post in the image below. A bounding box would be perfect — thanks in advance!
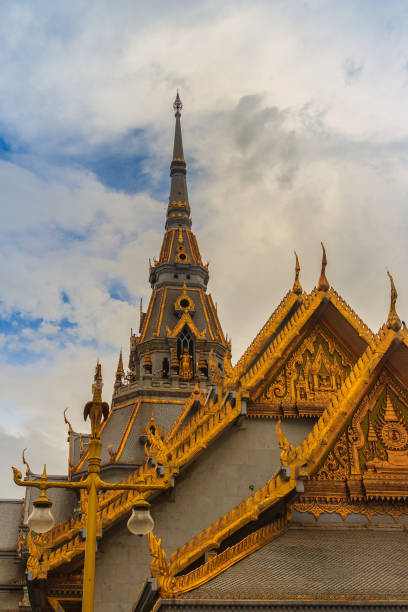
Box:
[12,362,171,612]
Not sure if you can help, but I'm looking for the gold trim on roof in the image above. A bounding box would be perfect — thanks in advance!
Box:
[155,287,168,337]
[318,242,329,292]
[164,326,400,580]
[150,513,289,597]
[228,290,299,385]
[138,290,157,343]
[207,293,227,345]
[113,401,141,463]
[386,271,402,332]
[27,387,244,578]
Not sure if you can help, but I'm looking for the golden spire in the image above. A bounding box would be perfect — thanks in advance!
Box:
[386,271,402,332]
[317,242,329,292]
[384,391,399,422]
[92,360,103,403]
[114,349,125,390]
[292,251,302,295]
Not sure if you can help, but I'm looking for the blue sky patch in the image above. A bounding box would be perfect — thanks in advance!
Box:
[108,279,133,303]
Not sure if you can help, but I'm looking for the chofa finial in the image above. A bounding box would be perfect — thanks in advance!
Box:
[173,90,182,114]
[292,251,302,295]
[318,242,330,292]
[386,271,401,332]
[22,448,31,477]
[63,408,72,434]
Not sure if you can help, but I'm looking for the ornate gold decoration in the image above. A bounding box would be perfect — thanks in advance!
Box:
[317,242,329,292]
[83,362,109,435]
[292,251,302,295]
[148,532,175,596]
[314,432,348,480]
[26,531,47,578]
[166,311,206,339]
[276,419,296,466]
[242,285,375,395]
[144,414,168,464]
[174,283,195,313]
[209,350,223,384]
[174,240,190,263]
[386,271,401,332]
[179,347,193,380]
[165,384,205,442]
[32,387,244,578]
[143,345,152,373]
[293,500,408,523]
[259,325,352,406]
[170,347,179,371]
[114,349,125,390]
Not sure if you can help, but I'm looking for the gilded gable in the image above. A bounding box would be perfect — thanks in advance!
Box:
[303,371,408,502]
[254,324,353,415]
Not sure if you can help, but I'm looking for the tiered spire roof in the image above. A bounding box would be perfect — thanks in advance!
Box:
[166,92,191,230]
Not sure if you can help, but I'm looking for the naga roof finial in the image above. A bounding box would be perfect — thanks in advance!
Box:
[386,271,402,332]
[292,251,302,295]
[317,242,330,292]
[22,448,30,477]
[63,408,72,434]
[173,90,182,115]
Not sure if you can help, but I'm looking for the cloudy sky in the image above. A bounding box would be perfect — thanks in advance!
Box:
[1,0,407,496]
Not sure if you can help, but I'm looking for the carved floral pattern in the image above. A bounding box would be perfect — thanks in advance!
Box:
[260,326,352,405]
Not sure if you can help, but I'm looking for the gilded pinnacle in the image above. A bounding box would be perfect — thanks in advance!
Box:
[386,271,402,332]
[173,90,182,114]
[292,251,302,295]
[317,242,330,292]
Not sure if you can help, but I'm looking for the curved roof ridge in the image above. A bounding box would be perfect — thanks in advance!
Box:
[228,290,300,384]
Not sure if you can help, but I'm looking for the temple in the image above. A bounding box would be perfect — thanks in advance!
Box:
[2,95,408,612]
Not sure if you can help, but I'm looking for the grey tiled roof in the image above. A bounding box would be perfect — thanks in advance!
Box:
[189,527,408,601]
[119,401,185,464]
[0,500,23,549]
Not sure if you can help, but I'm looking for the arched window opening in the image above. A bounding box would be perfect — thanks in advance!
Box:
[162,357,169,379]
[177,326,195,380]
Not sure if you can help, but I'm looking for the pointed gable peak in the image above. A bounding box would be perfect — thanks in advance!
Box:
[386,271,402,332]
[292,250,302,295]
[318,242,330,292]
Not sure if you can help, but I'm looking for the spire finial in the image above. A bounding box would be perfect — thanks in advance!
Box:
[173,90,182,115]
[84,361,110,436]
[386,271,402,332]
[114,349,125,391]
[166,92,191,230]
[292,251,302,295]
[317,242,330,292]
